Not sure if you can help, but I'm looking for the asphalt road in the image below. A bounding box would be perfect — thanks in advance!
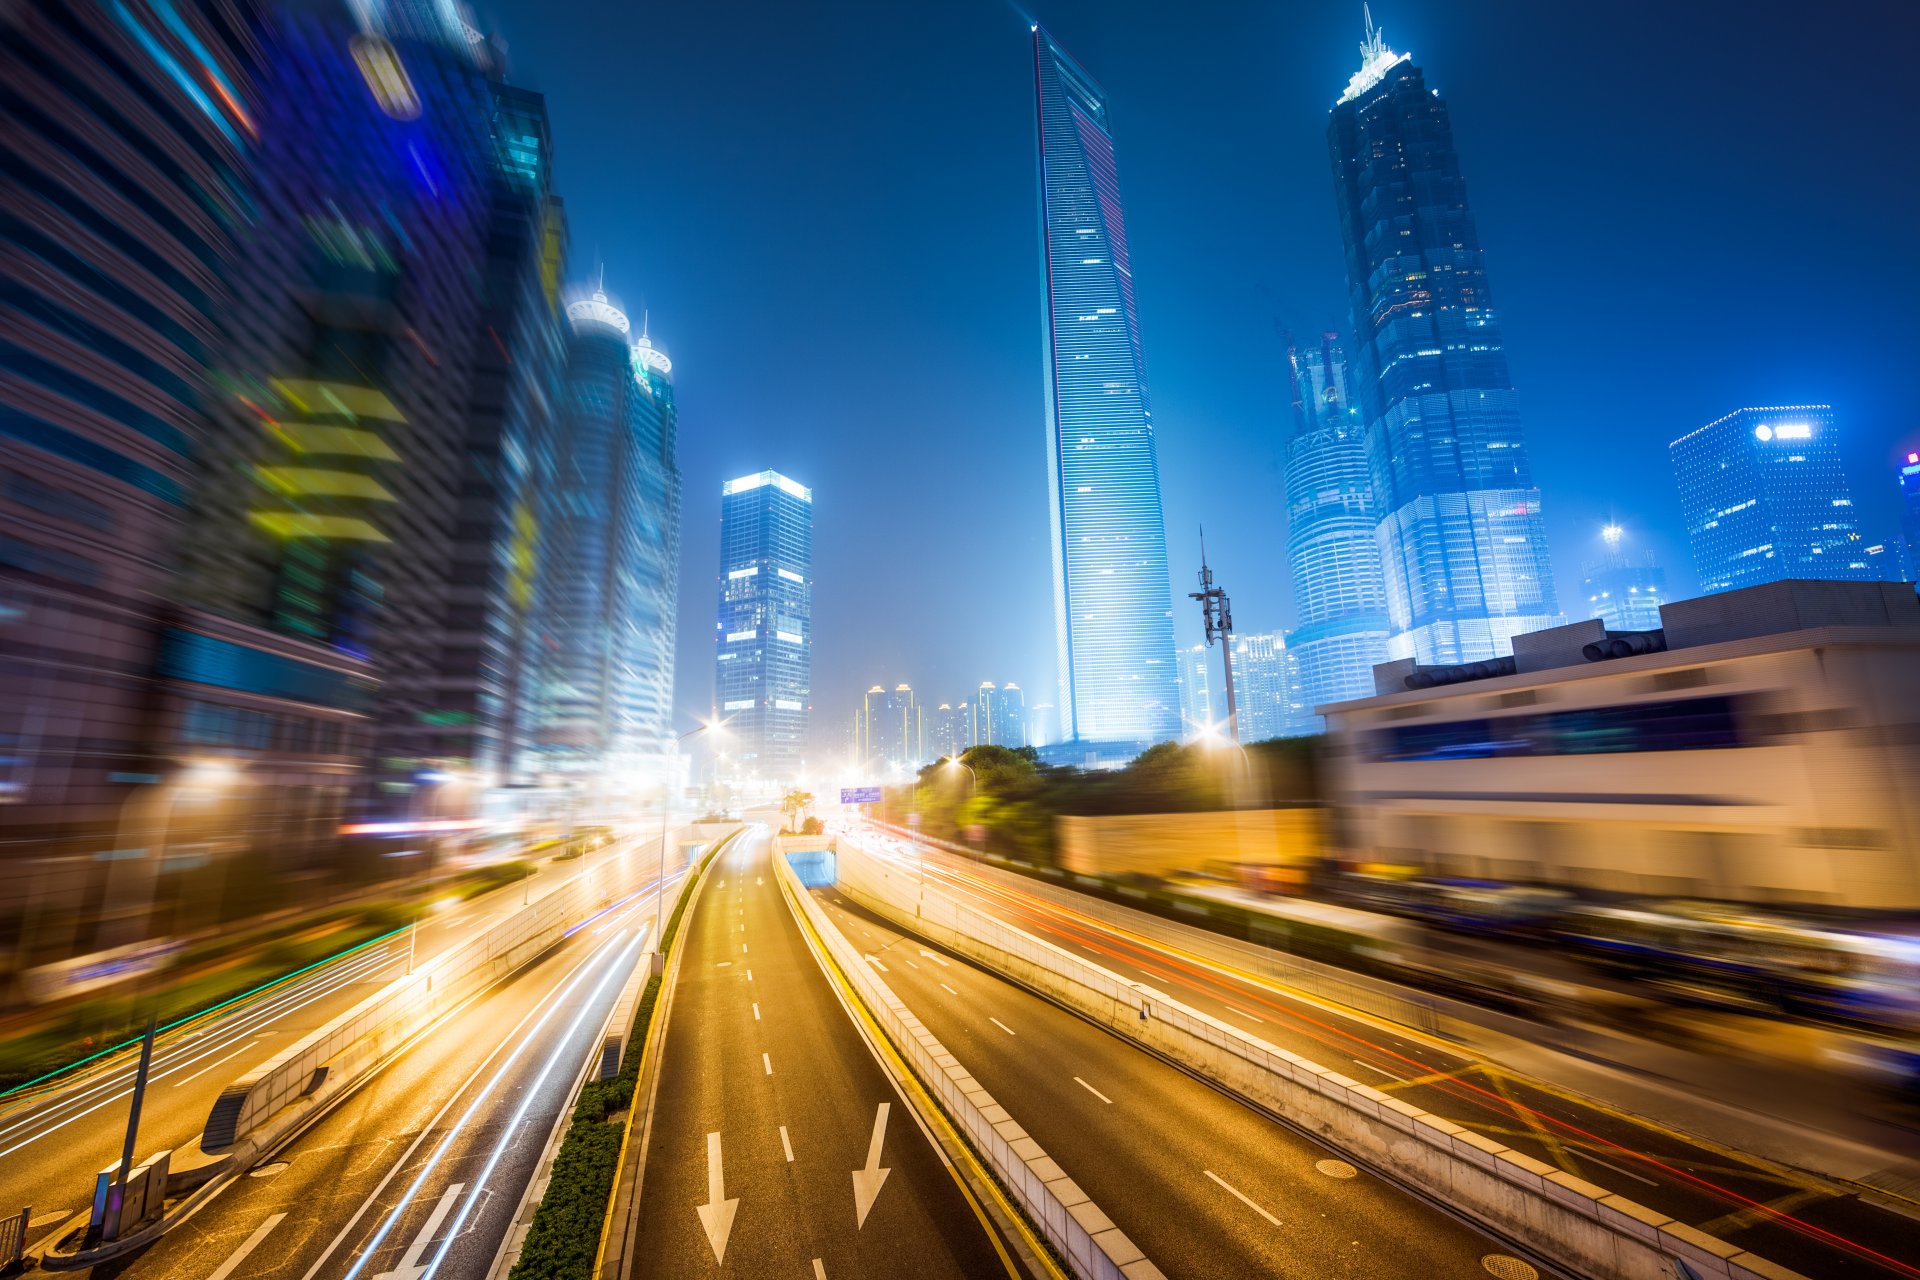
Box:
[624,827,1015,1280]
[83,883,661,1280]
[0,825,687,1261]
[853,829,1920,1280]
[812,884,1515,1279]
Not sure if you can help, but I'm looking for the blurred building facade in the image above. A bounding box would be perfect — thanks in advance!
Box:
[930,700,974,759]
[1032,27,1180,746]
[1327,15,1559,666]
[625,324,681,771]
[1283,334,1390,728]
[1671,406,1878,595]
[1232,632,1313,741]
[1325,580,1920,909]
[715,470,811,780]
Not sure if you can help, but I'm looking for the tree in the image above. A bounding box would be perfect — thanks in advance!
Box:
[779,788,814,832]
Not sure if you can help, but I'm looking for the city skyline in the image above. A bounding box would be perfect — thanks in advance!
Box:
[488,0,1920,742]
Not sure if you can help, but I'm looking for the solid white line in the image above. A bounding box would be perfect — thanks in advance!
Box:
[939,983,958,996]
[752,1003,761,1021]
[1204,1170,1281,1226]
[989,1018,1016,1036]
[207,1211,287,1280]
[780,1125,794,1162]
[763,1053,772,1076]
[171,1039,260,1087]
[1583,1152,1660,1187]
[1073,1076,1113,1104]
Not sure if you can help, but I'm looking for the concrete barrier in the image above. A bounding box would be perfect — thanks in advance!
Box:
[831,836,1807,1280]
[773,846,1162,1280]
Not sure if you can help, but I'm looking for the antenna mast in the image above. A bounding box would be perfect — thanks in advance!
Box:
[1189,530,1237,742]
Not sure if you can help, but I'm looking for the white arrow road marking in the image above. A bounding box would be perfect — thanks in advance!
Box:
[851,1102,891,1228]
[1204,1170,1281,1227]
[695,1132,739,1264]
[864,955,888,973]
[374,1183,464,1279]
[918,949,949,967]
[209,1212,287,1280]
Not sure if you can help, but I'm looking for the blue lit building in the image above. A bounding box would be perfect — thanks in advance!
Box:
[1671,406,1878,593]
[624,324,682,770]
[1327,15,1559,665]
[716,470,812,780]
[1581,525,1667,632]
[1283,334,1391,727]
[1899,447,1920,582]
[975,682,1027,749]
[1033,26,1180,747]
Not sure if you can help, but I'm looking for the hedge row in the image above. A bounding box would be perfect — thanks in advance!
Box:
[507,831,730,1280]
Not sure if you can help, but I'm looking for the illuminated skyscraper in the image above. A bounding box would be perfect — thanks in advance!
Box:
[930,701,974,758]
[975,682,1027,749]
[1177,644,1214,735]
[1283,334,1391,725]
[1328,13,1559,665]
[1898,448,1920,583]
[716,471,812,779]
[855,684,922,772]
[1582,525,1667,632]
[1231,633,1315,742]
[1033,26,1180,745]
[1671,406,1877,593]
[625,323,682,767]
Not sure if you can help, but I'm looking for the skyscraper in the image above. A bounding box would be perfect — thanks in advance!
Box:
[855,684,922,772]
[1283,334,1392,722]
[1582,524,1667,632]
[975,682,1028,749]
[1327,13,1559,665]
[1896,449,1919,583]
[930,701,974,758]
[716,470,812,780]
[626,323,683,767]
[1033,26,1180,745]
[1176,645,1214,736]
[1231,633,1315,742]
[1671,406,1878,593]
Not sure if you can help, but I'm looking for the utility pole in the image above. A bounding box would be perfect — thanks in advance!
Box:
[1190,531,1237,742]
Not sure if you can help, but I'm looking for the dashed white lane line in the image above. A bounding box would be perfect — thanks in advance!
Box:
[865,955,889,973]
[989,1017,1016,1036]
[812,1260,827,1279]
[1349,1059,1403,1081]
[171,1039,260,1087]
[1222,1006,1265,1024]
[1204,1170,1281,1227]
[903,958,919,969]
[752,1003,761,1020]
[747,969,753,981]
[780,1125,795,1162]
[1582,1152,1660,1187]
[939,983,959,996]
[1073,1076,1113,1105]
[763,1053,773,1076]
[208,1211,288,1280]
[742,943,748,953]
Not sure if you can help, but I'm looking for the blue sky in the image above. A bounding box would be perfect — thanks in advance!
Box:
[481,0,1920,742]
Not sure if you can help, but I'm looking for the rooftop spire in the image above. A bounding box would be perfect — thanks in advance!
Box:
[1339,2,1408,105]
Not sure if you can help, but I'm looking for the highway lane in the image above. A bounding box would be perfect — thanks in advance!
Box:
[850,828,1920,1280]
[0,826,685,1254]
[813,887,1517,1280]
[85,879,665,1280]
[623,827,1015,1280]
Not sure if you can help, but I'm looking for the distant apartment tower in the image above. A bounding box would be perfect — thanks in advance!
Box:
[1671,406,1878,594]
[856,684,923,772]
[1328,14,1559,665]
[1232,633,1315,741]
[1899,448,1920,582]
[974,682,1028,749]
[1033,26,1180,745]
[716,471,812,779]
[931,701,975,758]
[1283,333,1391,726]
[1177,644,1214,734]
[1582,525,1667,632]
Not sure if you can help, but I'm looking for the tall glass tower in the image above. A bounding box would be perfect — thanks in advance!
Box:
[1900,447,1920,582]
[1327,14,1559,665]
[716,470,812,780]
[1033,26,1180,745]
[1283,334,1391,724]
[1671,406,1877,593]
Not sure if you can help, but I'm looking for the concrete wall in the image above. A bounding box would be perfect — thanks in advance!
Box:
[1056,808,1324,879]
[831,836,1804,1280]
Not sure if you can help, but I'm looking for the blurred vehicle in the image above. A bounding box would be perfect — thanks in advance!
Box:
[1334,870,1573,937]
[1561,900,1920,1034]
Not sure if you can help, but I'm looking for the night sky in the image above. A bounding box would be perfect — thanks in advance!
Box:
[480,0,1920,746]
